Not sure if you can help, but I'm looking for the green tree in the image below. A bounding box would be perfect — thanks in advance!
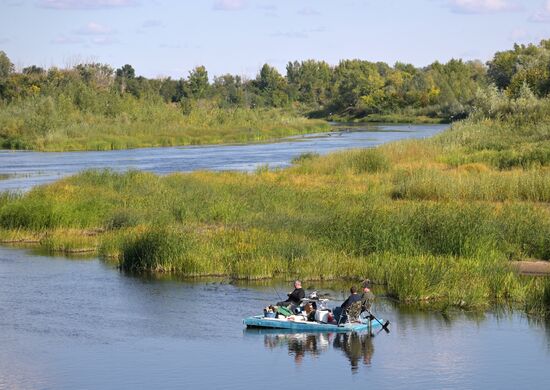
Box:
[22,65,45,75]
[254,64,288,107]
[187,66,209,99]
[0,51,14,99]
[213,74,244,107]
[114,64,137,95]
[332,60,384,111]
[286,60,332,107]
[76,63,113,90]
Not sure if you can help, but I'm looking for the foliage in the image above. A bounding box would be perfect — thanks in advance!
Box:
[487,39,550,97]
[0,40,529,150]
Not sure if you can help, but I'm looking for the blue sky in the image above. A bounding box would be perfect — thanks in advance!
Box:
[0,0,549,78]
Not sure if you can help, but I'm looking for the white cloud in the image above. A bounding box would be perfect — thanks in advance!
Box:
[257,4,277,17]
[270,27,326,39]
[298,7,320,16]
[530,0,550,22]
[213,0,246,11]
[510,27,528,40]
[75,22,114,35]
[91,36,117,45]
[508,28,543,43]
[141,19,162,29]
[51,35,84,44]
[270,31,308,39]
[38,0,137,9]
[448,0,518,14]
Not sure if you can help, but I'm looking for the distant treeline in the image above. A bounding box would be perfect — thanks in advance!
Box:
[1,40,550,121]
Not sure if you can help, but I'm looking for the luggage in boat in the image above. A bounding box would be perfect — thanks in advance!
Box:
[315,310,330,323]
[276,306,293,317]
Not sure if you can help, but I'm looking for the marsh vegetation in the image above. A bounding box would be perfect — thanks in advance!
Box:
[1,89,549,313]
[1,41,550,313]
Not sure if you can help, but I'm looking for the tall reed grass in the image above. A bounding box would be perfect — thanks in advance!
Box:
[0,97,329,151]
[0,110,549,313]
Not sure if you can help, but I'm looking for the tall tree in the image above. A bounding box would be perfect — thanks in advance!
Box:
[187,66,209,99]
[255,63,288,107]
[0,51,14,100]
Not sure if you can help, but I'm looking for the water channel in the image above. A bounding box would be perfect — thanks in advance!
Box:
[0,123,446,192]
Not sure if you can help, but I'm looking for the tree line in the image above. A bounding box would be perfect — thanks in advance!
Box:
[1,39,550,121]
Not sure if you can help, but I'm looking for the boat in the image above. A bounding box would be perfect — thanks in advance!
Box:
[244,293,389,333]
[243,315,385,333]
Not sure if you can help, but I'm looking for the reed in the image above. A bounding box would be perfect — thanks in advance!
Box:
[0,108,549,313]
[0,99,330,151]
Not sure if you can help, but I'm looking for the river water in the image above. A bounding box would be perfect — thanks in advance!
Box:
[0,123,446,192]
[0,248,549,390]
[1,123,550,389]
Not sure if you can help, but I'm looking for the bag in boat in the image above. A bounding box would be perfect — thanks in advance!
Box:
[315,310,330,323]
[276,306,293,317]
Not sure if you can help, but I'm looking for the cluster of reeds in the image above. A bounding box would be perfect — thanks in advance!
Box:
[0,98,329,151]
[0,107,549,313]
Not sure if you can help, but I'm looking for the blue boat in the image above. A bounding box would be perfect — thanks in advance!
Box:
[243,315,385,333]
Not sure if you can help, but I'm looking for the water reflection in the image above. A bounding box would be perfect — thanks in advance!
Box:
[246,329,375,371]
[333,332,374,371]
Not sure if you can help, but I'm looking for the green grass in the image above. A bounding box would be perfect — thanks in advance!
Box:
[0,106,549,314]
[0,96,330,151]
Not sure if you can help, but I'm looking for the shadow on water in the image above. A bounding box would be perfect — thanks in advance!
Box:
[244,328,375,372]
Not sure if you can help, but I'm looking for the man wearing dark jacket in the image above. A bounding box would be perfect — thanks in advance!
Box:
[333,286,361,323]
[277,280,305,309]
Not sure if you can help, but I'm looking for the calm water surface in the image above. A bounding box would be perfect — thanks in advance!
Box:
[1,247,549,390]
[0,123,446,192]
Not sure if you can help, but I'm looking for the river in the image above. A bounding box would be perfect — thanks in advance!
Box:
[0,247,549,389]
[1,123,549,389]
[0,123,446,192]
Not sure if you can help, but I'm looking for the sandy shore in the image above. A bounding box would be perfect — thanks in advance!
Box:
[512,261,550,276]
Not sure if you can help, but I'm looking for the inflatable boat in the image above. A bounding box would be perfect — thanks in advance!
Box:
[243,315,385,333]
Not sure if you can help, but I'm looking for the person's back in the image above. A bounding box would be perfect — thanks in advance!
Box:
[341,290,361,310]
[334,286,360,323]
[361,279,375,311]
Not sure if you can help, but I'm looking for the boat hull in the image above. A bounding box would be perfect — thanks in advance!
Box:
[243,315,383,333]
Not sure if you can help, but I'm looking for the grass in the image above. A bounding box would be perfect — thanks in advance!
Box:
[0,96,330,151]
[0,107,549,314]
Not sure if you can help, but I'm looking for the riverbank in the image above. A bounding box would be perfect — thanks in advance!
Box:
[0,105,549,313]
[326,113,447,124]
[0,103,329,151]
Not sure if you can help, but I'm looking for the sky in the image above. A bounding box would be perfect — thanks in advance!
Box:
[0,0,549,79]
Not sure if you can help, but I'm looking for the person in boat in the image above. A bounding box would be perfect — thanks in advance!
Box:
[333,286,361,323]
[277,280,305,311]
[361,279,375,312]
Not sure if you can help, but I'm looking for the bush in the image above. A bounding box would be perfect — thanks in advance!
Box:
[121,228,191,272]
[348,149,389,173]
[105,209,140,230]
[291,152,320,164]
